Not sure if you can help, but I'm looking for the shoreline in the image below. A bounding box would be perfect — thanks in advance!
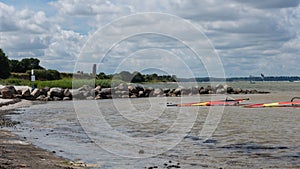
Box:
[0,100,88,169]
[6,92,299,168]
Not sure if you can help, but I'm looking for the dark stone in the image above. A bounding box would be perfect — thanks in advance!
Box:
[1,86,17,99]
[48,87,64,98]
[21,88,31,97]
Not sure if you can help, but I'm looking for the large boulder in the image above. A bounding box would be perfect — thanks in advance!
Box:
[144,87,153,97]
[173,87,182,96]
[216,88,226,94]
[224,85,234,94]
[36,95,46,101]
[128,85,138,94]
[163,88,170,94]
[115,83,128,91]
[40,87,50,96]
[153,88,163,96]
[234,88,242,94]
[92,86,101,96]
[48,87,64,98]
[21,88,31,97]
[1,86,17,99]
[63,88,72,98]
[31,88,41,98]
[205,85,212,94]
[98,88,112,99]
[71,89,85,99]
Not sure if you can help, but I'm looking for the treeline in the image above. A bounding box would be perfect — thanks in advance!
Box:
[74,71,177,83]
[1,49,177,83]
[108,71,177,83]
[0,48,61,80]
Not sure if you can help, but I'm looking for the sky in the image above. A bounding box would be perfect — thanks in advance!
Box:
[0,0,299,78]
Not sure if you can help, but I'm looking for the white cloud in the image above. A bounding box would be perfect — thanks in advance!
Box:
[0,0,299,76]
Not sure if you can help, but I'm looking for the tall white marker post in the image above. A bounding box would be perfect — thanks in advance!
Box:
[31,69,35,89]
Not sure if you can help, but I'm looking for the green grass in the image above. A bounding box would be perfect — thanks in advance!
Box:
[0,78,124,89]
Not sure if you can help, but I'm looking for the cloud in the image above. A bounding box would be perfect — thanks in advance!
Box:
[0,2,86,71]
[0,1,299,76]
[235,0,299,9]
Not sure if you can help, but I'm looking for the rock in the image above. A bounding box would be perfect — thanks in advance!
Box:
[144,87,153,97]
[128,85,138,93]
[173,88,181,96]
[31,88,40,98]
[86,96,94,100]
[191,86,199,95]
[36,95,46,101]
[100,88,111,95]
[215,84,224,89]
[122,95,129,98]
[181,87,191,95]
[138,91,145,97]
[71,89,85,99]
[98,88,112,99]
[63,97,71,100]
[115,83,128,91]
[52,96,62,101]
[130,94,137,98]
[224,85,234,94]
[250,89,257,94]
[95,95,102,100]
[16,89,22,95]
[163,88,170,94]
[153,88,163,96]
[63,89,72,98]
[135,85,144,92]
[216,88,225,94]
[48,87,64,98]
[21,88,31,97]
[40,87,50,96]
[234,88,242,94]
[94,85,101,91]
[1,86,17,99]
[92,86,101,95]
[78,85,93,92]
[199,88,207,94]
[120,90,129,95]
[205,85,212,94]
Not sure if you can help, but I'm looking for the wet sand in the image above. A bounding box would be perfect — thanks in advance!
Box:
[0,100,85,169]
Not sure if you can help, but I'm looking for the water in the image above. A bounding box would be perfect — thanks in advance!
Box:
[6,83,300,168]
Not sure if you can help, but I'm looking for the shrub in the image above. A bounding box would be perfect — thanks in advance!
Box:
[27,69,61,81]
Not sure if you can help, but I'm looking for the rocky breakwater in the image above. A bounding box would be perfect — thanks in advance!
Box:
[0,84,269,101]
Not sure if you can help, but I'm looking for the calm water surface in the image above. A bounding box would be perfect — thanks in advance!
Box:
[7,83,300,168]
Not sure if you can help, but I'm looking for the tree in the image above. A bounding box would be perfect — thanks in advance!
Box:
[20,58,44,71]
[0,49,10,79]
[9,57,44,73]
[9,59,22,73]
[132,71,145,83]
